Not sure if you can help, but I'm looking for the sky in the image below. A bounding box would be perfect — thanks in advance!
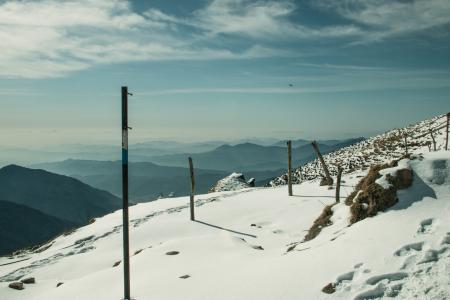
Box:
[0,0,450,147]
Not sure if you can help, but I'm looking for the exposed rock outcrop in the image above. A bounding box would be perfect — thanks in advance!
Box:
[209,173,252,193]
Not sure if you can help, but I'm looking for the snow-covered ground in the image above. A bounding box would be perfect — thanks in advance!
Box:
[1,114,449,300]
[1,150,449,299]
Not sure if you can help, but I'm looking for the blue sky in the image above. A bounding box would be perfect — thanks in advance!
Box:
[1,0,450,147]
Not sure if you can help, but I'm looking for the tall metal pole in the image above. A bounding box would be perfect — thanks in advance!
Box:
[121,86,131,300]
[287,140,293,196]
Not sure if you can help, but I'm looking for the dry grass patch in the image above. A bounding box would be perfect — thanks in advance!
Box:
[304,204,336,241]
[348,159,413,224]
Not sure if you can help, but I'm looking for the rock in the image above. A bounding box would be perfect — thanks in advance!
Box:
[113,261,121,267]
[57,282,64,287]
[247,178,255,187]
[322,283,336,294]
[179,275,190,279]
[166,251,180,256]
[209,172,251,193]
[8,282,24,290]
[387,168,413,189]
[21,277,35,284]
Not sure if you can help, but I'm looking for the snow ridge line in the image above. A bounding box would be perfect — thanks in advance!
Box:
[269,114,448,187]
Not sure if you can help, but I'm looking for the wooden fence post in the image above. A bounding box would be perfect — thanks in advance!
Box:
[287,140,293,196]
[188,157,195,221]
[404,134,408,155]
[446,112,450,151]
[429,129,436,151]
[335,166,343,203]
[311,141,333,185]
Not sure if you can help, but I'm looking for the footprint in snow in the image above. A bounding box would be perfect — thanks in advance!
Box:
[233,237,264,251]
[417,218,435,234]
[394,241,424,257]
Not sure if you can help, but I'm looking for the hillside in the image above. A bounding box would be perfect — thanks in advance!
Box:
[0,201,76,256]
[270,114,448,186]
[0,165,121,225]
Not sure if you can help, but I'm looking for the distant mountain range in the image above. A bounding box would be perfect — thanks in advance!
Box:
[31,160,284,202]
[29,138,363,201]
[271,139,346,148]
[146,138,365,171]
[0,200,76,256]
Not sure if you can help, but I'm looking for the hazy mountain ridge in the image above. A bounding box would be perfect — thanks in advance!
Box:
[146,138,365,171]
[31,160,284,201]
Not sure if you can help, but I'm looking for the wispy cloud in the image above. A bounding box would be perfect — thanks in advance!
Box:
[315,0,450,42]
[1,0,450,79]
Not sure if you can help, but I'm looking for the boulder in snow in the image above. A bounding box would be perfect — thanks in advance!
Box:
[209,172,252,193]
[8,282,24,290]
[20,277,35,284]
[247,178,255,187]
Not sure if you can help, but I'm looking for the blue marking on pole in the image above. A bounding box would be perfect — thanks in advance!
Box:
[122,149,128,165]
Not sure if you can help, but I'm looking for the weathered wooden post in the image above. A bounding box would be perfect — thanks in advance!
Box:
[188,157,195,221]
[429,129,436,151]
[335,166,343,203]
[287,140,293,196]
[446,112,450,151]
[404,134,408,155]
[311,141,333,186]
[121,86,131,300]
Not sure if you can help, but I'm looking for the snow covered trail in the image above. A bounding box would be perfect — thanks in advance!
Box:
[0,178,350,300]
[0,152,449,300]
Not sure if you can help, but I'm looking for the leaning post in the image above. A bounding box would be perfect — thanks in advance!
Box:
[121,86,131,300]
[311,141,333,185]
[188,157,195,221]
[446,112,449,151]
[287,140,293,196]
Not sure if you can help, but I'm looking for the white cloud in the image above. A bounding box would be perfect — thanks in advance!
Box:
[315,0,450,42]
[1,0,450,79]
[0,0,307,78]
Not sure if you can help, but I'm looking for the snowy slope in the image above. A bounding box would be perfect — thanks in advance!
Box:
[270,114,448,186]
